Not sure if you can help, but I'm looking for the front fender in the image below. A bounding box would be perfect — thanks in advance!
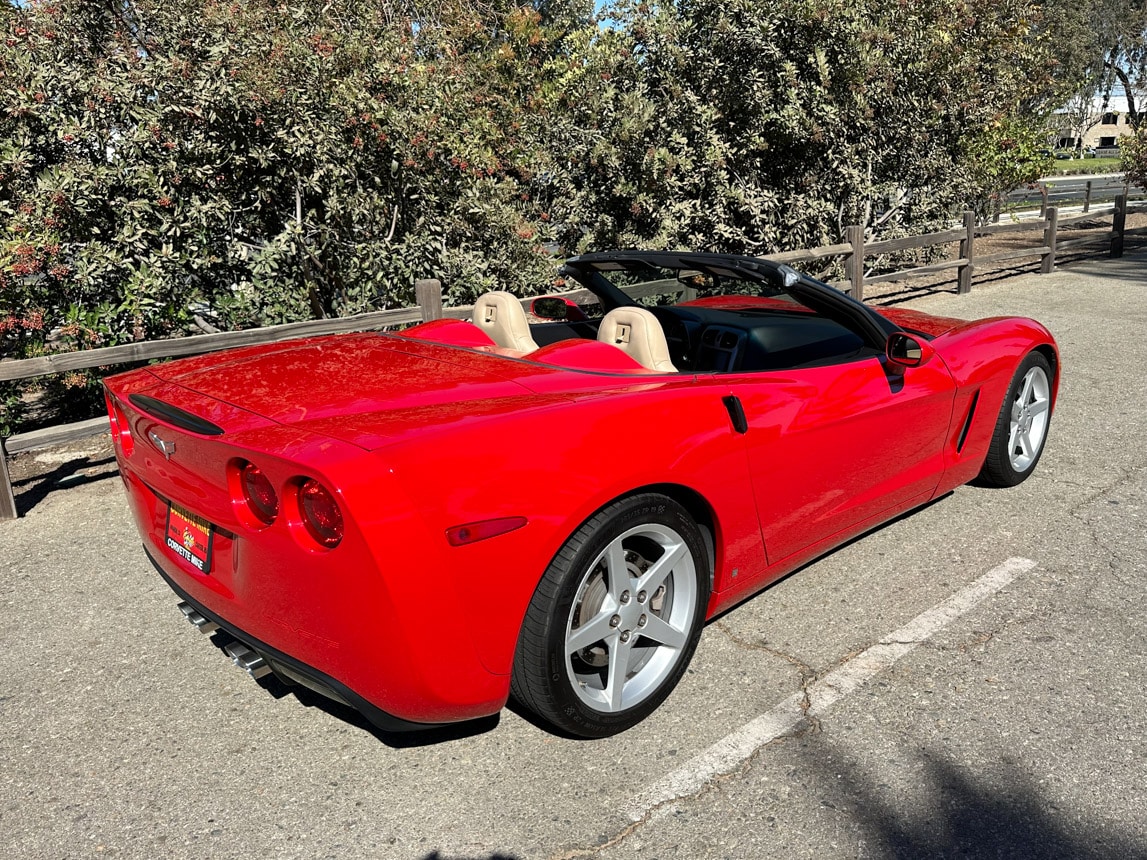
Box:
[931,317,1059,492]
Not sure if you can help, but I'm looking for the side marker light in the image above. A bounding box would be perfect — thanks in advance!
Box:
[446,517,528,547]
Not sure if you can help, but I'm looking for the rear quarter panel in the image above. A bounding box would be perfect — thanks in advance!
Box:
[369,375,764,678]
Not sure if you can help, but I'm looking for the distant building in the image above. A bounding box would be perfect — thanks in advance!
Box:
[1054,95,1135,153]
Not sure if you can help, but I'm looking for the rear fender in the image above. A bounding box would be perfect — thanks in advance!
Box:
[382,384,764,677]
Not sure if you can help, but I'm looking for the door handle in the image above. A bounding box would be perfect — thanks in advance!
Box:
[723,395,748,434]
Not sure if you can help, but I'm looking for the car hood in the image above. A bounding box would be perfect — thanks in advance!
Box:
[140,332,569,449]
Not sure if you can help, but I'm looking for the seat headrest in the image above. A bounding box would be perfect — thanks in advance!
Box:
[472,291,539,353]
[597,307,678,373]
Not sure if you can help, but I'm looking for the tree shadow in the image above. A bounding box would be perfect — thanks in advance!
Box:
[11,453,120,516]
[419,853,522,860]
[804,740,1145,859]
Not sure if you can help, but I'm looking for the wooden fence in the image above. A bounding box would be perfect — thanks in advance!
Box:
[1005,176,1145,218]
[3,194,1145,518]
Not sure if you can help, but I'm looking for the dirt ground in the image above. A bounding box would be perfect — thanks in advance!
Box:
[861,211,1147,303]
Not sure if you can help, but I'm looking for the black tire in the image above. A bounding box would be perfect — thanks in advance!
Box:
[511,493,710,738]
[978,351,1053,487]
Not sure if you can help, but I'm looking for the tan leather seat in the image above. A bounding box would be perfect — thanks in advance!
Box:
[597,307,678,373]
[472,291,539,353]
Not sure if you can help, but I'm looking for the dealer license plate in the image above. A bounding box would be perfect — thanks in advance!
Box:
[165,503,214,574]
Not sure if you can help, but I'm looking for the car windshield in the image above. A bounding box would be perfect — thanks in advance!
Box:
[582,260,796,304]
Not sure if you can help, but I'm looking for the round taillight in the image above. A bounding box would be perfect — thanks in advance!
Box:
[241,463,279,524]
[298,479,343,549]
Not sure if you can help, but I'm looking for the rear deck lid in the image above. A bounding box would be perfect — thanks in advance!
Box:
[142,332,565,447]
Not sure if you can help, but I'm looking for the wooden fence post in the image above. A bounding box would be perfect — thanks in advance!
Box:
[1083,180,1092,214]
[0,440,16,520]
[1040,207,1059,274]
[1111,194,1127,258]
[415,278,443,321]
[958,211,976,294]
[846,225,865,301]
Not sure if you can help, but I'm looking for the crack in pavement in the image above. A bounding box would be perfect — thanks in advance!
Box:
[713,621,817,679]
[552,559,1036,858]
[713,620,832,727]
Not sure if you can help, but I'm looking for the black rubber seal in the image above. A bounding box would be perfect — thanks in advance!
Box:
[143,545,441,733]
[129,394,225,436]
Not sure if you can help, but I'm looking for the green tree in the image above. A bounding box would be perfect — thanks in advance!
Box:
[1097,0,1146,129]
[1,0,583,429]
[1121,124,1147,184]
[549,0,1071,255]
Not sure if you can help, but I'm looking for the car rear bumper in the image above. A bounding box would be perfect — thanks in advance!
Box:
[144,545,442,733]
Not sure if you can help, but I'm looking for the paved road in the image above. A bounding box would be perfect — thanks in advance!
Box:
[2,250,1145,859]
[1006,172,1132,209]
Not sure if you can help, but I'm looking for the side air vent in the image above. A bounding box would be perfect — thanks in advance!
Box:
[956,390,980,453]
[129,394,225,436]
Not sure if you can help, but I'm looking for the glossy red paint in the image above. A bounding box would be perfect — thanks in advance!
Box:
[105,253,1059,732]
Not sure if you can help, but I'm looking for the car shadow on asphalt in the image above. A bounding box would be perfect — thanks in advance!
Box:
[199,628,503,748]
[11,453,120,516]
[706,492,954,629]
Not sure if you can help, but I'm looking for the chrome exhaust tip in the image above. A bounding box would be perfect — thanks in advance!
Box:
[223,641,273,680]
[177,601,219,635]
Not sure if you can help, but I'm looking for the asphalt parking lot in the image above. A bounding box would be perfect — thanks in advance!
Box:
[2,249,1145,859]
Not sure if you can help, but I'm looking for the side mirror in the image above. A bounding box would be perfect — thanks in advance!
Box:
[531,296,588,322]
[677,269,715,292]
[885,332,934,369]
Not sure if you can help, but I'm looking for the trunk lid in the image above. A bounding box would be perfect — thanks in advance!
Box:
[138,332,567,449]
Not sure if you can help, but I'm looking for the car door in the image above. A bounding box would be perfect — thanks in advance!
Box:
[727,352,956,565]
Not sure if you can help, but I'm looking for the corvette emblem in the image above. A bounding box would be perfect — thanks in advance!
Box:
[183,528,195,550]
[148,431,176,460]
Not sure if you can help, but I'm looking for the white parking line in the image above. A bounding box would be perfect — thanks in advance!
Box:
[624,556,1037,821]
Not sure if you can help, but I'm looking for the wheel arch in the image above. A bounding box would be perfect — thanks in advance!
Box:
[1032,343,1059,406]
[595,482,719,590]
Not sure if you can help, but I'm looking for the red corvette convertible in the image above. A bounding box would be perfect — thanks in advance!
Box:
[104,251,1058,737]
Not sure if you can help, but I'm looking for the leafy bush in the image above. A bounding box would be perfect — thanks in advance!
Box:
[1122,127,1147,188]
[0,0,1085,435]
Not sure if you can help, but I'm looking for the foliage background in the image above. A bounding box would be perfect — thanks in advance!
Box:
[0,0,1137,432]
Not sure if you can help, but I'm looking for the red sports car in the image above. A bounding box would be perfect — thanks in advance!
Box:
[104,251,1058,737]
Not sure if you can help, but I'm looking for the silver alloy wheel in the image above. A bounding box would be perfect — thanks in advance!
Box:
[564,523,699,713]
[1008,364,1051,472]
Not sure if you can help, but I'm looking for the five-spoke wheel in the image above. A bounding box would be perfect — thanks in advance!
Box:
[980,351,1054,487]
[512,494,709,737]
